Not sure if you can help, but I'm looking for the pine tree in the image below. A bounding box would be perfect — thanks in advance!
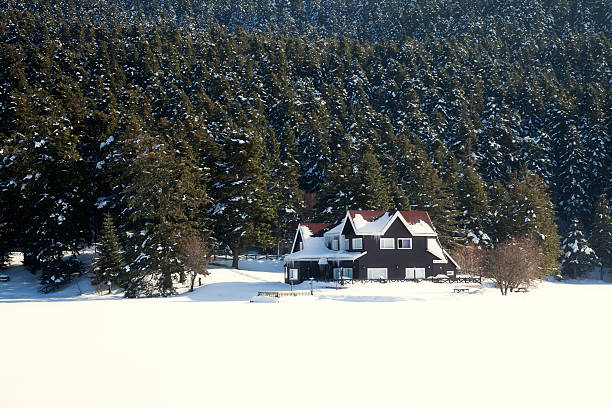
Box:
[92,213,124,290]
[457,166,491,247]
[589,195,611,280]
[507,170,561,276]
[354,148,392,210]
[561,218,597,278]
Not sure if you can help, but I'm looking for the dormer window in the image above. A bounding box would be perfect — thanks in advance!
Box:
[331,239,339,250]
[343,238,350,250]
[299,242,304,251]
[352,238,363,250]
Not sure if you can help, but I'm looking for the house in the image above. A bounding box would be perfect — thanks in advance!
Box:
[283,210,459,283]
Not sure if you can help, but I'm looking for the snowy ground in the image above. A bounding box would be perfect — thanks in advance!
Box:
[1,255,611,407]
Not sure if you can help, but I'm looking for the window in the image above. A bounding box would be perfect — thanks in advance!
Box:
[446,270,455,276]
[343,238,350,250]
[406,268,425,279]
[380,238,394,249]
[398,238,412,249]
[331,239,339,250]
[299,242,304,251]
[333,268,353,279]
[352,238,363,250]
[367,268,388,279]
[289,269,298,280]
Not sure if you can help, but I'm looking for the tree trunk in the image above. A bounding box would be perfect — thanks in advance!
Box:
[600,265,604,281]
[277,239,281,257]
[189,274,196,292]
[232,249,240,269]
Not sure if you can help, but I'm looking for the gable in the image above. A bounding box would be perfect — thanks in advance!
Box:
[382,217,413,237]
[342,218,356,235]
[292,232,303,253]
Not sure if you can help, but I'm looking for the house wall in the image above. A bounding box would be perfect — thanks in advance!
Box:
[357,218,449,279]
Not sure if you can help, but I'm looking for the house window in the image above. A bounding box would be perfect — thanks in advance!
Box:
[331,239,339,250]
[352,238,363,250]
[344,238,350,250]
[380,238,394,249]
[299,242,304,251]
[447,270,455,276]
[333,268,353,279]
[406,268,425,279]
[289,269,298,280]
[367,268,388,279]
[398,238,412,249]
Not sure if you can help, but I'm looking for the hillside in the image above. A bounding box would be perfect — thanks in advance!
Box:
[0,0,610,294]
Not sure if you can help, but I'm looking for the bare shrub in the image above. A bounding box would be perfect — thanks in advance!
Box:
[483,235,542,295]
[180,233,212,292]
[451,244,485,276]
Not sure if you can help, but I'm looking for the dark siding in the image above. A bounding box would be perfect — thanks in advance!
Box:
[358,218,449,279]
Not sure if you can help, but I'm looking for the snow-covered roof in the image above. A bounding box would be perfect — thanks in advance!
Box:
[285,237,367,262]
[427,237,446,261]
[323,210,438,237]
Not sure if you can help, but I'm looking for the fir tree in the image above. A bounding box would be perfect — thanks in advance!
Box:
[92,213,123,290]
[561,218,597,279]
[589,195,611,280]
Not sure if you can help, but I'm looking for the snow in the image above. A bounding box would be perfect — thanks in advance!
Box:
[353,212,392,234]
[1,257,611,408]
[426,237,446,260]
[406,219,436,235]
[284,237,364,261]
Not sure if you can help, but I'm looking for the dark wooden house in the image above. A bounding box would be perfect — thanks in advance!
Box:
[284,210,459,283]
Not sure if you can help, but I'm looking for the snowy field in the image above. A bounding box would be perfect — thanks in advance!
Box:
[1,254,611,408]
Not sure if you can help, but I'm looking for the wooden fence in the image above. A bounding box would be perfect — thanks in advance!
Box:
[257,290,312,298]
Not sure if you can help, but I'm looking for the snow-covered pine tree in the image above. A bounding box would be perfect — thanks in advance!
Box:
[457,165,491,247]
[353,147,392,210]
[314,147,356,222]
[271,124,304,254]
[554,123,592,224]
[561,218,597,279]
[117,116,209,297]
[507,170,561,277]
[589,194,611,280]
[210,105,276,269]
[92,213,123,290]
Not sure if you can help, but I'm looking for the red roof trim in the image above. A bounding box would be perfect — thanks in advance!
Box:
[299,223,333,237]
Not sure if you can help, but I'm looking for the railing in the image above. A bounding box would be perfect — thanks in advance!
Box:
[257,290,312,298]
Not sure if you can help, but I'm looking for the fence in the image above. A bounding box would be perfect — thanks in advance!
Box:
[257,290,312,298]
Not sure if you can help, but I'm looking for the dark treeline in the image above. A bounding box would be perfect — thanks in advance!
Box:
[0,0,610,295]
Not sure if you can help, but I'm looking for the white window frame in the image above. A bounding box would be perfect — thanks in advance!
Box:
[446,270,455,276]
[367,268,388,280]
[406,267,425,279]
[289,269,298,281]
[344,238,350,250]
[334,267,353,279]
[299,242,304,251]
[352,238,363,250]
[380,238,394,249]
[331,239,339,250]
[397,238,412,249]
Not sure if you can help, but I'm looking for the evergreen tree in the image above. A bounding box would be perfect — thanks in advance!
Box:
[92,213,124,290]
[354,148,392,210]
[589,195,611,280]
[561,218,597,279]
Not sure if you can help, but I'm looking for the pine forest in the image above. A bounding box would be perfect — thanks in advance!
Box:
[0,0,610,296]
